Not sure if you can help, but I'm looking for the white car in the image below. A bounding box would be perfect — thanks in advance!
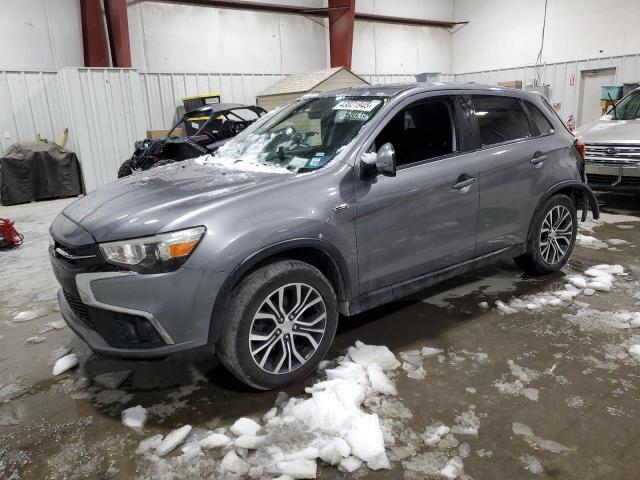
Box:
[575,87,640,195]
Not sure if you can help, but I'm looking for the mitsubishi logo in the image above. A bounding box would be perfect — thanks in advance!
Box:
[605,147,619,155]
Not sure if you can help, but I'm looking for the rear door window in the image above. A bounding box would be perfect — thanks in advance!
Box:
[472,96,532,146]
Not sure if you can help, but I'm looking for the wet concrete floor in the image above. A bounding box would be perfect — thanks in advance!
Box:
[1,193,639,479]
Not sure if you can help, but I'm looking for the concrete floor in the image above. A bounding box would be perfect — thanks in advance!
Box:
[1,193,639,479]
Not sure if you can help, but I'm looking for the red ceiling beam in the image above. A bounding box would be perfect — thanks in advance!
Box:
[148,1,466,29]
[105,0,132,67]
[80,0,110,67]
[328,0,355,69]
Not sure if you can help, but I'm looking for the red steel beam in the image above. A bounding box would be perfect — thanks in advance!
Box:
[328,0,355,69]
[147,0,465,28]
[105,0,132,67]
[80,0,110,67]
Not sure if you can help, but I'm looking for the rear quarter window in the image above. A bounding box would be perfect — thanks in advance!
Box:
[524,101,555,135]
[472,95,532,146]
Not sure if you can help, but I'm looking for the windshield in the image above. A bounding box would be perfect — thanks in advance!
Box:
[207,96,387,173]
[606,89,640,120]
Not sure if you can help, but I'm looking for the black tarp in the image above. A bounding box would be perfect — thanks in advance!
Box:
[0,142,83,206]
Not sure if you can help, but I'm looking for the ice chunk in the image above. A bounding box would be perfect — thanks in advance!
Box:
[440,456,464,479]
[52,353,79,375]
[200,432,232,449]
[181,441,202,457]
[422,346,444,357]
[519,454,543,474]
[26,336,46,344]
[478,301,489,309]
[276,459,317,479]
[422,424,450,446]
[334,437,351,457]
[628,345,640,359]
[230,417,261,436]
[339,456,363,473]
[121,405,147,432]
[220,450,250,475]
[46,320,67,330]
[155,425,192,456]
[263,407,277,421]
[135,434,163,454]
[367,364,397,395]
[587,281,611,292]
[583,288,595,296]
[495,300,518,314]
[319,442,341,465]
[13,308,46,322]
[345,413,386,462]
[567,276,587,289]
[347,341,400,370]
[451,406,480,436]
[402,362,426,379]
[285,447,319,461]
[94,370,132,390]
[400,350,423,366]
[235,435,266,449]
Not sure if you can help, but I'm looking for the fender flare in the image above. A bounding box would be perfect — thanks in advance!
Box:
[208,238,353,345]
[526,180,600,242]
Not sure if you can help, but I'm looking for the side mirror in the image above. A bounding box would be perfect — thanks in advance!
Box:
[361,142,396,178]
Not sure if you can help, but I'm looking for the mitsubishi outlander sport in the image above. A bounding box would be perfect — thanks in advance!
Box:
[49,84,599,390]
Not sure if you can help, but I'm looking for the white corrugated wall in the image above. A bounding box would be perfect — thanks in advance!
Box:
[441,54,640,122]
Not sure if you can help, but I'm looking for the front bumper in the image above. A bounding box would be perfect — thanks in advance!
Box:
[586,163,640,193]
[50,216,227,358]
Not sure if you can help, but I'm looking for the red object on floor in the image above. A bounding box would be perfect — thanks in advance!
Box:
[0,217,23,248]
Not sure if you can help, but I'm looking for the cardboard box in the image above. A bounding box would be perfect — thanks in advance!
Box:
[497,80,523,90]
[146,128,186,139]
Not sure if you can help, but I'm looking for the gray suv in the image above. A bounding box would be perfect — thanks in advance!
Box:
[49,84,599,390]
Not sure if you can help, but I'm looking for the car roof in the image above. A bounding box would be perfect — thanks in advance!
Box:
[314,82,538,99]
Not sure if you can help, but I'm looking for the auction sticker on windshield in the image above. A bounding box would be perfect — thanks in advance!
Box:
[333,99,381,111]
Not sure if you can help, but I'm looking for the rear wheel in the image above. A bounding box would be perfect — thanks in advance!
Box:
[217,260,338,390]
[515,194,577,275]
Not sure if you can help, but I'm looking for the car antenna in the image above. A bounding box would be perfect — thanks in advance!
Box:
[607,92,618,119]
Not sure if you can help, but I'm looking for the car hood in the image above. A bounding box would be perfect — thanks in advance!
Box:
[63,159,292,242]
[575,118,640,144]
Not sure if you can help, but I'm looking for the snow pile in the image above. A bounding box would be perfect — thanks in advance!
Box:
[136,341,410,478]
[52,353,79,375]
[575,234,608,250]
[494,264,626,315]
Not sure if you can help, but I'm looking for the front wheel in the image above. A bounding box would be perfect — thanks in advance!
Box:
[515,194,577,275]
[217,260,338,390]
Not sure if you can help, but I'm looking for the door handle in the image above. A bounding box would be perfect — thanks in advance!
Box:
[451,176,477,193]
[530,151,547,167]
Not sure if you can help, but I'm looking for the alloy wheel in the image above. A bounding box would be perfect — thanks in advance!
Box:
[540,205,573,265]
[248,283,327,374]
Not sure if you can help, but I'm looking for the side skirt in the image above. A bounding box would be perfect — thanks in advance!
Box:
[340,244,526,316]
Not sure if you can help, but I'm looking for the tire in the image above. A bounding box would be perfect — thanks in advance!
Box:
[515,194,577,275]
[117,158,134,178]
[217,260,338,390]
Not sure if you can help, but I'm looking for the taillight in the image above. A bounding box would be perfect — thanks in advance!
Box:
[574,138,586,160]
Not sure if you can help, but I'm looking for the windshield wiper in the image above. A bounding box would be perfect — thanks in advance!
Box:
[607,92,619,120]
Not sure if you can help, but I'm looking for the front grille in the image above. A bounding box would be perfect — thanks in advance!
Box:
[63,290,94,328]
[587,173,640,187]
[585,143,640,166]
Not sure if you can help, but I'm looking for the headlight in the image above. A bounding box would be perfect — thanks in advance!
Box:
[99,226,205,273]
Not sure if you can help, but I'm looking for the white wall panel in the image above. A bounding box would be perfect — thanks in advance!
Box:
[0,0,83,71]
[452,0,640,74]
[57,68,147,192]
[441,54,640,123]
